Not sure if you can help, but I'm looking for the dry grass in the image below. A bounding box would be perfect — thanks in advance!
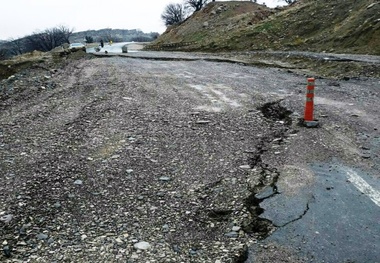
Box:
[152,0,380,55]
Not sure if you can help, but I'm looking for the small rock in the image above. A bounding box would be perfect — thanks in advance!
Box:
[225,231,238,238]
[196,120,211,124]
[304,120,319,128]
[173,245,181,253]
[157,192,165,197]
[203,22,209,27]
[115,238,123,244]
[111,155,120,159]
[0,214,13,223]
[159,176,171,182]
[367,3,378,9]
[53,202,61,208]
[3,245,11,258]
[239,165,251,170]
[37,233,48,240]
[232,226,241,232]
[162,224,169,232]
[47,238,54,245]
[134,241,151,250]
[74,180,83,185]
[126,169,134,174]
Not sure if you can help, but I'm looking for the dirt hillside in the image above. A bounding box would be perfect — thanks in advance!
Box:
[149,0,380,55]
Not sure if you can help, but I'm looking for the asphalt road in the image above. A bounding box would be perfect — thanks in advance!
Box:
[247,163,380,262]
[86,42,144,53]
[1,52,379,262]
[117,52,380,262]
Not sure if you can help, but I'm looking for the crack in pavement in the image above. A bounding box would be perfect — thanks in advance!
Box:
[242,100,294,239]
[275,196,314,228]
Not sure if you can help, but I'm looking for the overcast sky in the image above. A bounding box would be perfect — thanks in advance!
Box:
[0,0,286,40]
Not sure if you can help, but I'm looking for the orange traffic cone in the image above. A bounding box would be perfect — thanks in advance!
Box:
[304,78,315,121]
[304,78,319,127]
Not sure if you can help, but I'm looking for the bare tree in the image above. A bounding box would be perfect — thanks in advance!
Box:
[25,26,74,52]
[280,0,295,4]
[8,38,26,56]
[57,25,74,44]
[0,48,8,60]
[185,0,210,12]
[161,3,185,26]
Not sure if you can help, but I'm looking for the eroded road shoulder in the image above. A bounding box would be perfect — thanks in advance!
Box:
[1,54,379,262]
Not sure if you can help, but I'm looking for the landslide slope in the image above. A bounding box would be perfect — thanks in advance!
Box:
[151,0,380,55]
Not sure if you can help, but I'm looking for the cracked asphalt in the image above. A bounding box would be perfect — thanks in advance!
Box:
[1,51,379,262]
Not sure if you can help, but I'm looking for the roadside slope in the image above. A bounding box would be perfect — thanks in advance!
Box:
[149,0,380,55]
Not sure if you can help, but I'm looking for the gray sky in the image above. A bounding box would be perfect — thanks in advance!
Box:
[0,0,286,40]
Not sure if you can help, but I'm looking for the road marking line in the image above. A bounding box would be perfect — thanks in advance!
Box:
[346,168,380,207]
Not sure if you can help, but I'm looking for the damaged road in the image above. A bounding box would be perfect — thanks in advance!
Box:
[1,52,379,262]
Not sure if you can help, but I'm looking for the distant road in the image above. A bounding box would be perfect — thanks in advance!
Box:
[86,42,146,54]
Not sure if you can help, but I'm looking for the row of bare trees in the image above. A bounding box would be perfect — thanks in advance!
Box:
[25,26,73,52]
[0,26,73,60]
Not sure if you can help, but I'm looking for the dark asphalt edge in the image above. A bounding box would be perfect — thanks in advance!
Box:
[91,53,291,69]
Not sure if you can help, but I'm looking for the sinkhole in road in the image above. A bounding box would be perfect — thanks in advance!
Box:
[258,100,293,125]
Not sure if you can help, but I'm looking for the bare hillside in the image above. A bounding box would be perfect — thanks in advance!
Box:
[149,0,380,55]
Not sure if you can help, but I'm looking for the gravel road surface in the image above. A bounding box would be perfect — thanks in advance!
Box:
[1,52,379,262]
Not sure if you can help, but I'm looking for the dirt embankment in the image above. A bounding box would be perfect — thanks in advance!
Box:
[148,0,380,55]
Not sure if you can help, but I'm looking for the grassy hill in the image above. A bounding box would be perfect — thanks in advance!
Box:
[149,0,380,55]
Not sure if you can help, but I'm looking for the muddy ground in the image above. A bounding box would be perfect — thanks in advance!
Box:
[1,51,379,262]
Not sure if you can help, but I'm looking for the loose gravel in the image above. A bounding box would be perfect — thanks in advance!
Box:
[1,52,379,262]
